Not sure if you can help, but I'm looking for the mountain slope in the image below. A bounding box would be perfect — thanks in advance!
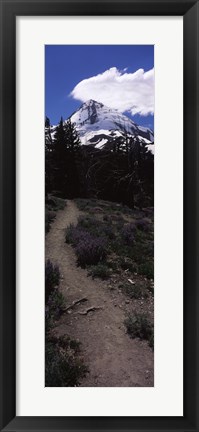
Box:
[70,99,154,151]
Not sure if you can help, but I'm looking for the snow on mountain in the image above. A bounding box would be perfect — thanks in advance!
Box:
[69,99,154,151]
[47,99,154,154]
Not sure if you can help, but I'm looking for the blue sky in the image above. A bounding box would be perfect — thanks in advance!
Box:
[45,45,154,130]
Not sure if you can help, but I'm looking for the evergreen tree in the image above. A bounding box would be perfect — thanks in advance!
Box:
[63,119,81,197]
[45,116,50,128]
[45,116,54,195]
[51,117,81,197]
[64,119,81,152]
[53,117,69,195]
[54,117,68,158]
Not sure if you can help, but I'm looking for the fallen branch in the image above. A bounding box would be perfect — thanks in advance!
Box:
[128,279,135,285]
[78,306,103,315]
[63,297,88,312]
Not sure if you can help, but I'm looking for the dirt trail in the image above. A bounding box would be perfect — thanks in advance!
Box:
[46,200,154,387]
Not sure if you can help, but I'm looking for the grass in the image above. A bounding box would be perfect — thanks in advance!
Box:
[125,312,154,349]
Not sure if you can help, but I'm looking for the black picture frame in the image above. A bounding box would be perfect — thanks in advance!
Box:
[0,0,198,431]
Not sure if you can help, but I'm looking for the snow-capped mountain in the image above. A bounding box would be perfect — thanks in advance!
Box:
[70,99,154,152]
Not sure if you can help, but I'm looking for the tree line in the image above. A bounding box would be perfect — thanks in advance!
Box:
[45,116,154,208]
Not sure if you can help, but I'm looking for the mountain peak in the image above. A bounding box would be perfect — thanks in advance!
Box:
[81,99,104,109]
[70,99,154,150]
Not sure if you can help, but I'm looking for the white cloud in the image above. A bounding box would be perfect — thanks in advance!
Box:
[70,67,154,116]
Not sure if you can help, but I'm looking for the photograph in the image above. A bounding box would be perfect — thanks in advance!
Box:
[45,44,154,387]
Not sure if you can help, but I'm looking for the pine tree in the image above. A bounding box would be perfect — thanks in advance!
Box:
[54,117,68,158]
[45,116,50,128]
[51,117,81,197]
[45,116,54,195]
[45,116,53,148]
[64,119,81,152]
[63,119,81,197]
[53,117,69,195]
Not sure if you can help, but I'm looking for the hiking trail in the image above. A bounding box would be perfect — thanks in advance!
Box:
[45,200,154,387]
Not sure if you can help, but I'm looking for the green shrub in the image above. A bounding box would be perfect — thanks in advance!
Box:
[49,335,81,353]
[125,312,154,349]
[121,223,136,245]
[88,263,111,280]
[111,239,129,257]
[45,196,66,234]
[148,332,154,350]
[74,198,98,211]
[78,215,98,229]
[147,281,154,295]
[135,219,150,232]
[74,198,88,211]
[45,260,60,303]
[118,257,137,273]
[45,336,88,387]
[106,259,119,272]
[45,210,56,234]
[138,261,154,279]
[54,196,66,210]
[46,195,66,211]
[103,214,112,222]
[45,306,53,334]
[47,289,65,320]
[121,283,144,300]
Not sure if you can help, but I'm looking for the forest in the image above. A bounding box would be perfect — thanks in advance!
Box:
[45,116,154,208]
